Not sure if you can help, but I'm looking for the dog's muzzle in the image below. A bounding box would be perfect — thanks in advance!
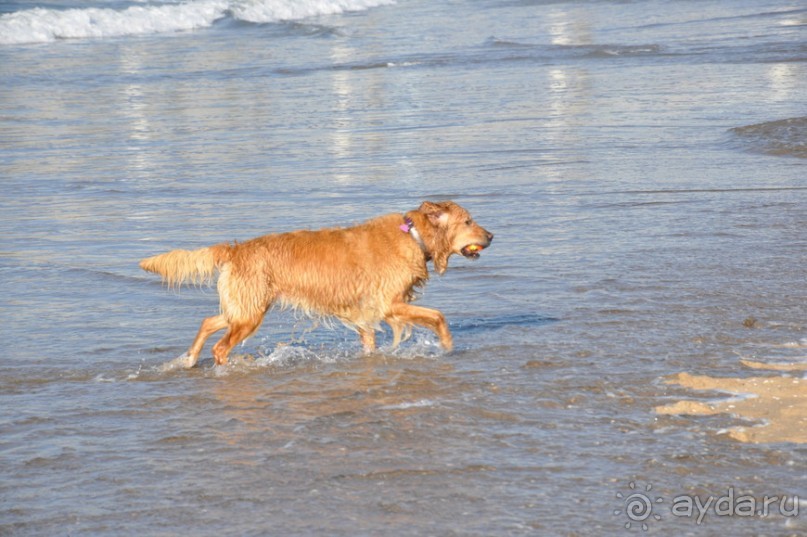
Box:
[461,231,493,259]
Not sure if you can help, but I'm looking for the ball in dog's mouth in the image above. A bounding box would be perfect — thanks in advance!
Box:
[461,244,485,259]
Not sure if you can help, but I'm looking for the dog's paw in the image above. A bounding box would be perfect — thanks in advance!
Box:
[159,352,197,371]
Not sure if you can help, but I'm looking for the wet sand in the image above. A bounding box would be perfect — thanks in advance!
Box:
[657,361,807,444]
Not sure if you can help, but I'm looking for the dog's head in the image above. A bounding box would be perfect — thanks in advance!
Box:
[416,201,494,274]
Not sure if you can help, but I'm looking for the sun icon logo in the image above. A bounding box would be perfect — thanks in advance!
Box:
[614,481,664,531]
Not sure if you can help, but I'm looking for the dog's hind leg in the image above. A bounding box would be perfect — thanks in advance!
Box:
[211,316,265,366]
[210,265,274,365]
[180,314,229,368]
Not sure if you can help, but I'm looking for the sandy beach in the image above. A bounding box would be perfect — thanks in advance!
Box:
[657,361,807,444]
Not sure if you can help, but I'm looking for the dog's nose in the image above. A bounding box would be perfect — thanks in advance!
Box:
[486,231,494,242]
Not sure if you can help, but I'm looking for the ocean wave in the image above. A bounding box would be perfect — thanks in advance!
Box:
[584,44,662,58]
[486,37,664,59]
[0,0,394,45]
[229,0,393,25]
[730,117,807,159]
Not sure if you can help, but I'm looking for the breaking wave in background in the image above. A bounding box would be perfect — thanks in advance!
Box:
[0,0,395,45]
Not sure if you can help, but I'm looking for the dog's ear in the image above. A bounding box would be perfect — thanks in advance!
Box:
[418,201,450,227]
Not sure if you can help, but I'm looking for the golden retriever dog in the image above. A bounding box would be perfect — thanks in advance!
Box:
[139,201,493,367]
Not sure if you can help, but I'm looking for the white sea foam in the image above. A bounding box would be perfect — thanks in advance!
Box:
[229,0,394,25]
[0,0,394,45]
[380,399,435,410]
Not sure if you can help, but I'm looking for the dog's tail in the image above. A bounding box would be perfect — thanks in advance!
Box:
[139,243,232,288]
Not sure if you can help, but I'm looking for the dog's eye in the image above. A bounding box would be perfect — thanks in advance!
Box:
[465,219,473,226]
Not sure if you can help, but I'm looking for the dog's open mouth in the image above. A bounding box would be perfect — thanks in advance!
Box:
[461,244,486,259]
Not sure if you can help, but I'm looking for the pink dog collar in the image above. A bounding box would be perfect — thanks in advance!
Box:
[400,216,429,258]
[399,216,415,233]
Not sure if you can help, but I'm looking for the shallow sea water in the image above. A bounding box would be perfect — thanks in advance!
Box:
[1,0,806,535]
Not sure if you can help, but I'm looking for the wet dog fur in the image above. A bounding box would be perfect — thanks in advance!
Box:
[139,201,493,367]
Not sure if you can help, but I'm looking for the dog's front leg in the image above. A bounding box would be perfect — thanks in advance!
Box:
[387,303,453,352]
[387,319,412,349]
[359,329,376,353]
